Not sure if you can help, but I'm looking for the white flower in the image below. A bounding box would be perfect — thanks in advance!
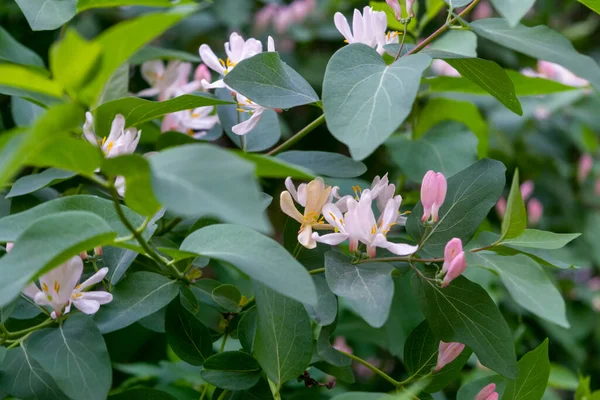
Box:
[138,60,203,101]
[334,6,398,55]
[233,93,267,136]
[83,112,141,158]
[280,177,333,249]
[163,106,220,139]
[199,33,275,90]
[22,256,112,319]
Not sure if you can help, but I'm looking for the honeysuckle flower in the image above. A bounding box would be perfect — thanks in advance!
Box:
[435,341,465,372]
[233,93,267,136]
[521,60,589,87]
[473,0,493,20]
[334,6,398,55]
[312,202,351,248]
[431,60,460,77]
[199,33,275,90]
[475,383,499,400]
[163,106,220,139]
[138,61,205,101]
[386,0,402,19]
[280,177,333,249]
[527,198,544,225]
[578,153,593,183]
[441,238,466,288]
[520,180,534,201]
[22,255,112,319]
[83,112,141,158]
[405,0,415,17]
[420,170,447,223]
[370,174,397,213]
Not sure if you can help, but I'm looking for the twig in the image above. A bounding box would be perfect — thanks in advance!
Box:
[267,114,326,156]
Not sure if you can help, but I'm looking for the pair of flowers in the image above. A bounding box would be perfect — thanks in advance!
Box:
[5,243,112,319]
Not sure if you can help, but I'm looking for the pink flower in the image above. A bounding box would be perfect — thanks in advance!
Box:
[405,0,415,17]
[332,337,353,354]
[420,171,447,223]
[431,60,460,77]
[435,341,465,372]
[472,0,493,19]
[475,383,499,400]
[520,180,534,201]
[578,153,593,183]
[495,197,507,218]
[386,0,401,19]
[441,239,467,288]
[527,198,544,225]
[254,4,278,33]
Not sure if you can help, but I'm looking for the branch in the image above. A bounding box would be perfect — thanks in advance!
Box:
[266,114,326,156]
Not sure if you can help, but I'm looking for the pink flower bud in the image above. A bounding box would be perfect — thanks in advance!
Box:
[194,64,212,84]
[578,153,593,183]
[527,198,543,225]
[5,242,13,252]
[520,180,534,201]
[435,341,465,372]
[420,171,447,223]
[332,336,353,354]
[472,0,493,20]
[406,0,415,17]
[475,383,498,400]
[94,246,103,257]
[442,252,467,288]
[254,4,278,33]
[495,197,507,218]
[442,238,463,274]
[386,0,402,19]
[80,251,88,260]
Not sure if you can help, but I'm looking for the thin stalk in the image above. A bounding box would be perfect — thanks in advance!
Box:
[199,385,209,400]
[394,23,409,61]
[309,268,325,275]
[159,217,182,236]
[216,390,230,400]
[219,331,228,353]
[266,114,326,156]
[404,0,482,57]
[337,349,402,388]
[6,318,53,338]
[6,332,32,349]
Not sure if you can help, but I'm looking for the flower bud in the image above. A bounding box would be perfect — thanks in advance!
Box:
[5,242,13,252]
[495,197,507,218]
[442,251,467,288]
[435,341,465,372]
[80,251,88,260]
[386,0,402,19]
[442,238,463,274]
[94,246,103,257]
[520,180,534,201]
[194,64,212,84]
[475,383,499,400]
[578,153,593,183]
[420,170,447,223]
[406,0,415,18]
[527,198,543,225]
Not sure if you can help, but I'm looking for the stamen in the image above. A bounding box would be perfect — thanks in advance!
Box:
[191,113,200,118]
[106,141,114,153]
[371,224,377,235]
[219,58,226,67]
[42,283,48,292]
[54,280,60,294]
[187,129,195,136]
[101,136,107,146]
[329,212,337,221]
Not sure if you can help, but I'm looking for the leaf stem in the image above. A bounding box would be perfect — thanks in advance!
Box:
[6,331,33,349]
[309,268,325,275]
[108,184,182,279]
[336,349,402,388]
[216,390,230,400]
[394,23,409,61]
[6,318,54,338]
[266,114,326,156]
[404,0,482,57]
[199,385,209,400]
[219,331,228,353]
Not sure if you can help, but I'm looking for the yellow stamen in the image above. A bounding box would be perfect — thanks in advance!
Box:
[191,112,200,118]
[54,280,60,294]
[187,129,195,136]
[72,293,83,299]
[329,212,337,221]
[101,136,107,146]
[245,99,253,104]
[371,224,377,235]
[219,58,226,67]
[343,39,349,43]
[42,282,49,292]
[236,108,247,113]
[106,141,114,153]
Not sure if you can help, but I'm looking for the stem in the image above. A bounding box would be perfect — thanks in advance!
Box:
[394,23,409,61]
[404,0,482,57]
[240,135,247,153]
[309,268,325,275]
[266,114,326,156]
[337,349,402,388]
[88,173,110,188]
[199,385,209,400]
[6,318,53,338]
[219,331,228,353]
[6,332,33,349]
[159,217,182,235]
[108,185,182,279]
[216,390,230,400]
[360,256,443,264]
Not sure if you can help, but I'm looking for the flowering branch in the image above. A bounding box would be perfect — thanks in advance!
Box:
[267,114,326,156]
[336,349,403,388]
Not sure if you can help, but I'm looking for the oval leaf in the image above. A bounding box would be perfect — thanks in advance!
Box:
[200,351,262,391]
[165,297,213,366]
[277,151,367,178]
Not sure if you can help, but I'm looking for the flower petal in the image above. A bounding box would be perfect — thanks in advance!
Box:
[280,191,304,223]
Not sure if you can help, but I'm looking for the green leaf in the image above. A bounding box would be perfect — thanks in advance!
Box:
[253,282,313,390]
[325,252,395,328]
[548,364,579,390]
[413,98,487,157]
[442,57,522,115]
[429,30,478,57]
[181,224,317,305]
[277,151,367,178]
[0,345,68,400]
[471,19,600,90]
[224,52,319,109]
[303,275,337,326]
[95,272,179,333]
[93,94,231,138]
[407,159,506,256]
[14,0,76,31]
[426,71,581,96]
[0,64,63,99]
[0,211,116,307]
[501,169,527,240]
[500,230,581,249]
[165,297,213,366]
[11,96,45,126]
[50,29,102,93]
[387,125,478,183]
[331,393,396,400]
[579,0,600,14]
[200,351,262,391]
[28,136,104,174]
[128,46,201,65]
[78,0,194,11]
[0,25,45,68]
[28,314,111,400]
[102,154,162,216]
[467,253,569,328]
[7,168,75,198]
[108,389,177,400]
[97,63,130,105]
[317,322,351,367]
[235,152,315,179]
[504,339,550,400]
[212,284,242,313]
[238,306,257,353]
[457,375,507,400]
[149,144,271,233]
[323,44,431,160]
[81,8,195,106]
[489,0,535,27]
[413,273,517,378]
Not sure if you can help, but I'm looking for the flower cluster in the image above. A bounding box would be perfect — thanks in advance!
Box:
[254,0,316,35]
[334,6,400,55]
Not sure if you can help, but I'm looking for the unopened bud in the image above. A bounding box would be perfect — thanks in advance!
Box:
[435,341,465,372]
[94,246,103,257]
[475,383,499,400]
[386,0,402,19]
[527,198,544,226]
[442,238,463,274]
[194,64,212,84]
[186,268,203,282]
[520,180,535,201]
[5,242,13,252]
[578,153,593,184]
[406,0,415,18]
[420,170,447,223]
[80,251,88,260]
